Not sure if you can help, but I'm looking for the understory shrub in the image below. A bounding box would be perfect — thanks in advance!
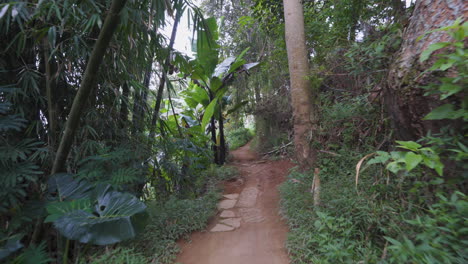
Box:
[226,127,254,150]
[131,166,236,263]
[136,190,220,263]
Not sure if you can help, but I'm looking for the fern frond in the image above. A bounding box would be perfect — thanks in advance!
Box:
[0,115,27,132]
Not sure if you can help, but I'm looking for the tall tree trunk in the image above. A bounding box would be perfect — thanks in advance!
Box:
[283,0,317,170]
[52,0,127,174]
[148,10,181,139]
[218,106,226,164]
[384,0,465,141]
[132,65,151,135]
[120,82,130,128]
[43,39,58,147]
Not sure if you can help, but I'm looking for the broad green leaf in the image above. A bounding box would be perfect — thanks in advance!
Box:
[44,199,92,223]
[386,161,404,174]
[243,62,260,71]
[420,42,450,62]
[54,189,147,245]
[439,83,462,99]
[0,234,23,260]
[367,151,391,165]
[0,4,9,20]
[213,57,235,77]
[396,141,422,151]
[47,173,92,201]
[390,151,406,160]
[201,98,217,132]
[195,17,219,77]
[210,77,223,93]
[423,104,466,120]
[405,152,422,171]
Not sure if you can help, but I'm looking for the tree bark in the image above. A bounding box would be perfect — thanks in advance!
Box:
[120,82,130,128]
[43,38,58,148]
[148,10,181,139]
[132,65,150,135]
[283,0,317,170]
[218,105,226,164]
[384,0,466,141]
[52,0,127,174]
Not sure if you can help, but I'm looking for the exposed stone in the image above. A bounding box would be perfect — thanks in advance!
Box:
[217,199,237,210]
[237,187,258,207]
[223,193,239,200]
[210,224,235,232]
[220,218,242,228]
[240,208,265,223]
[220,210,236,218]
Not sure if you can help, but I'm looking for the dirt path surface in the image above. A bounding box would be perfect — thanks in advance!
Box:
[175,143,294,264]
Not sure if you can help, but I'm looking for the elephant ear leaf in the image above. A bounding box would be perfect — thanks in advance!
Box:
[54,188,147,245]
[47,173,92,201]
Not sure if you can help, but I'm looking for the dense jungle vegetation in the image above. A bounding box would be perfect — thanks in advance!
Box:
[0,0,466,263]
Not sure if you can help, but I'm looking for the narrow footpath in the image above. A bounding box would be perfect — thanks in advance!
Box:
[175,142,294,264]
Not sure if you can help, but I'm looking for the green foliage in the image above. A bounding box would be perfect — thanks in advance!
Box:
[419,19,467,121]
[368,141,444,176]
[82,247,148,264]
[386,192,468,264]
[46,174,147,246]
[137,191,220,263]
[11,242,51,264]
[226,127,254,150]
[281,20,467,264]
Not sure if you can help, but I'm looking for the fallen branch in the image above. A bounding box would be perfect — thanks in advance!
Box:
[318,150,340,156]
[262,141,293,155]
[310,168,321,206]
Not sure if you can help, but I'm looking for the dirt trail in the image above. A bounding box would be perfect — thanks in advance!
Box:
[175,143,294,264]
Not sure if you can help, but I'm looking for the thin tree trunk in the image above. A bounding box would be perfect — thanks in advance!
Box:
[52,0,127,174]
[283,0,317,170]
[208,91,219,164]
[43,38,58,147]
[132,64,151,135]
[120,82,129,128]
[218,106,226,164]
[148,11,181,139]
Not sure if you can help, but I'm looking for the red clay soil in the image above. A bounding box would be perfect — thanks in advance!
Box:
[175,142,294,264]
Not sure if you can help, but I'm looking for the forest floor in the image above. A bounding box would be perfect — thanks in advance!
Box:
[175,142,294,264]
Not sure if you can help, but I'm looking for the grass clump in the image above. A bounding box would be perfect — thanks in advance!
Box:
[133,165,236,263]
[83,248,148,264]
[137,191,220,263]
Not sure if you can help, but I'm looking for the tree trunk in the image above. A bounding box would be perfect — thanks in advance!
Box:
[148,10,181,139]
[218,107,226,165]
[120,82,130,128]
[283,0,317,170]
[43,38,58,148]
[132,65,150,135]
[52,0,127,174]
[384,0,465,141]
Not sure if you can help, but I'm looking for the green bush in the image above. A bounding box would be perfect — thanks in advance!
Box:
[83,248,148,264]
[131,166,237,263]
[137,191,219,263]
[226,127,254,150]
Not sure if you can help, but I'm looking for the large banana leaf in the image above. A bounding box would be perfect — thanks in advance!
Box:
[195,17,219,77]
[54,186,147,245]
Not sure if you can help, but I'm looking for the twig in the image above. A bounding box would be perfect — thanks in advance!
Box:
[262,141,293,155]
[310,168,321,206]
[318,150,340,156]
